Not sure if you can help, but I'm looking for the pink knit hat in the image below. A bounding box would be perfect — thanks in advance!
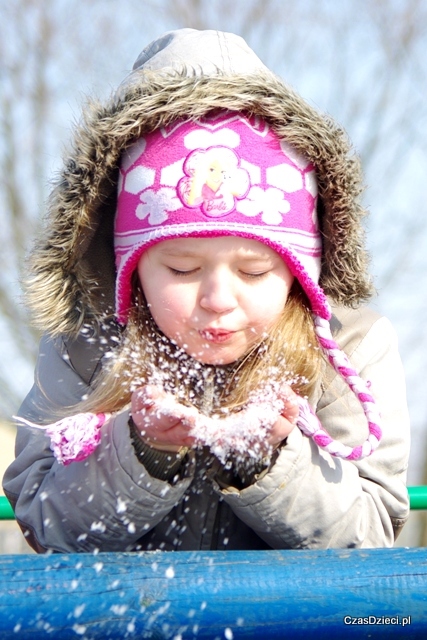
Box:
[114,111,382,461]
[114,111,326,323]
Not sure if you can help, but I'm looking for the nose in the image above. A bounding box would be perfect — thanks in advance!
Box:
[199,270,238,315]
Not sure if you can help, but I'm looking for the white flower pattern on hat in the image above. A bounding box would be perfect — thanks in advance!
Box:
[267,164,303,192]
[136,187,181,225]
[124,165,155,194]
[236,186,291,224]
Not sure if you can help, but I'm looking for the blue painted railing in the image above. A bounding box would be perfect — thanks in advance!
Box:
[1,490,427,638]
[1,548,427,638]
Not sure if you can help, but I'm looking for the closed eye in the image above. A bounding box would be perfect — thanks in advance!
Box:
[239,270,270,280]
[168,267,199,276]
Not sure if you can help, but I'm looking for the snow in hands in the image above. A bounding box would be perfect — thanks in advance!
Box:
[134,383,294,464]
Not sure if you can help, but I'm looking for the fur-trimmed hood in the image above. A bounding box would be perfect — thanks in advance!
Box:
[26,29,373,337]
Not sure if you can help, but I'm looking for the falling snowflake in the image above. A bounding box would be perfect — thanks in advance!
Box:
[165,566,175,579]
[136,187,182,225]
[116,497,127,514]
[236,186,290,224]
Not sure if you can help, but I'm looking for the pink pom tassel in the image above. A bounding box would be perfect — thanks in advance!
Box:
[14,413,110,465]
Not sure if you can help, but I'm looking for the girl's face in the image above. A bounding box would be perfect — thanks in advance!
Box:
[137,236,294,365]
[206,160,223,191]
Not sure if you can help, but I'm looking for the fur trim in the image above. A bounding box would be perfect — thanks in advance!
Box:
[25,71,373,336]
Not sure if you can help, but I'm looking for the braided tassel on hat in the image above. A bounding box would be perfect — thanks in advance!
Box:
[296,314,382,461]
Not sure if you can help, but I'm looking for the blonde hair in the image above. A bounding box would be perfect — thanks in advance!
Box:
[77,277,323,416]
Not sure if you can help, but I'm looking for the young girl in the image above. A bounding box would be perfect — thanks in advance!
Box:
[3,29,410,553]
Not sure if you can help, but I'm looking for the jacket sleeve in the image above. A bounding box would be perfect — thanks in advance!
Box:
[217,313,410,549]
[2,335,194,553]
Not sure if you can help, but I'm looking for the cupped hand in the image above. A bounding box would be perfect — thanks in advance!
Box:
[131,385,197,451]
[131,383,300,457]
[266,384,300,449]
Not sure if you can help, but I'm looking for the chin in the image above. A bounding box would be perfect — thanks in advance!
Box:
[186,346,241,366]
[200,356,237,366]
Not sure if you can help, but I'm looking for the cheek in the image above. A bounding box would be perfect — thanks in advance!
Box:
[143,282,194,328]
[250,279,292,326]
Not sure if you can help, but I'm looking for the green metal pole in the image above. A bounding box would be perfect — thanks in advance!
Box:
[0,496,14,520]
[1,490,427,522]
[408,486,427,510]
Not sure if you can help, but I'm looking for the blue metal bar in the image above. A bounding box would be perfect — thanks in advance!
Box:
[0,548,426,638]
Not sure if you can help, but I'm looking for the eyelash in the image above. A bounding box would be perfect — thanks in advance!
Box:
[240,270,269,280]
[168,268,198,276]
[168,267,269,280]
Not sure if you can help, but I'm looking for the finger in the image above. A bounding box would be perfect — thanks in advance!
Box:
[159,421,197,446]
[132,393,199,438]
[133,406,183,434]
[149,398,199,428]
[132,385,164,411]
[278,387,300,424]
[267,414,297,447]
[141,420,197,447]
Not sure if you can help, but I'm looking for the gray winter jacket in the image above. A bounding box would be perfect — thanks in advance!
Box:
[2,29,410,552]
